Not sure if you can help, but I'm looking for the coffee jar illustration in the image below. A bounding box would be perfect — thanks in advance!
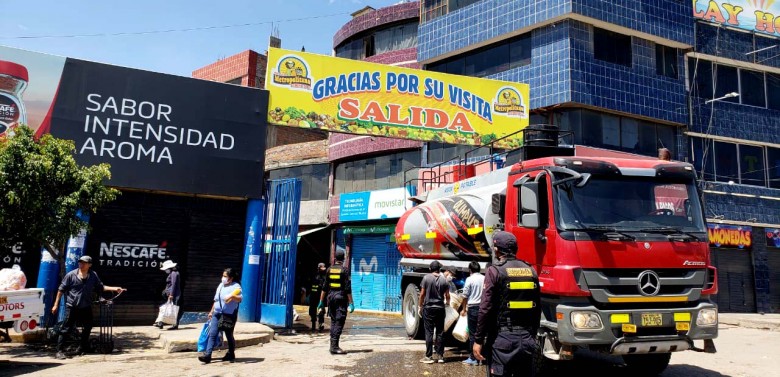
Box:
[0,60,29,136]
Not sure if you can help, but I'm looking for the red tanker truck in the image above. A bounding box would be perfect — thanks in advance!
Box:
[395,127,718,374]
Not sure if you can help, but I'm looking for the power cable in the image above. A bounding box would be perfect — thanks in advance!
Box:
[0,12,350,40]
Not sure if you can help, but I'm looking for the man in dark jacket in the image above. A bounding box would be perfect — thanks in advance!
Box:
[52,255,125,359]
[473,231,541,376]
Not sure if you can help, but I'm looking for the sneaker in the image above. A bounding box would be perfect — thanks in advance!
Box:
[462,358,478,366]
[419,356,434,364]
[436,355,445,363]
[55,351,67,360]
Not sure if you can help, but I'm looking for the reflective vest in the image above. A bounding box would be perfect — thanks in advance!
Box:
[327,264,346,291]
[495,259,541,330]
[311,274,325,295]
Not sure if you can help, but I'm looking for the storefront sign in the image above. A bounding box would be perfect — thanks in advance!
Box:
[694,1,780,37]
[97,241,168,269]
[767,228,780,248]
[266,48,529,149]
[708,224,752,249]
[339,187,414,222]
[343,225,396,234]
[0,46,267,198]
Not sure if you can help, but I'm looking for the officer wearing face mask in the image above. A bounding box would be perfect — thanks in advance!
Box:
[309,263,327,333]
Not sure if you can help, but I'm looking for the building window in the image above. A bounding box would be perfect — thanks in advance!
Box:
[655,44,678,79]
[688,58,780,109]
[334,151,421,194]
[269,164,329,200]
[740,69,766,108]
[768,147,780,189]
[557,109,677,157]
[422,0,447,22]
[427,142,492,165]
[427,33,531,77]
[690,138,715,181]
[739,144,766,186]
[593,27,632,67]
[336,21,417,60]
[714,141,738,183]
[768,73,780,111]
[449,0,480,13]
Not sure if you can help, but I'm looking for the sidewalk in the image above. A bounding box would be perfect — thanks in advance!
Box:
[718,313,780,332]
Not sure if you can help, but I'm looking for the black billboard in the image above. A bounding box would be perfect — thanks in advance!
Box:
[1,46,267,198]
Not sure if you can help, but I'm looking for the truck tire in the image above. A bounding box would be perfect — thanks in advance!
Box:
[622,353,672,376]
[403,284,424,339]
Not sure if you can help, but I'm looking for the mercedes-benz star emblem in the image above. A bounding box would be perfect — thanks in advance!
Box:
[637,270,661,296]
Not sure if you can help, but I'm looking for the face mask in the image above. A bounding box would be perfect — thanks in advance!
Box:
[221,277,228,285]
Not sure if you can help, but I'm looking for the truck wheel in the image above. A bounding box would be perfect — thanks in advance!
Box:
[622,353,672,376]
[403,284,424,339]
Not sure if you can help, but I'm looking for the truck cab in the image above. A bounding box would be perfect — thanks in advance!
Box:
[510,155,718,373]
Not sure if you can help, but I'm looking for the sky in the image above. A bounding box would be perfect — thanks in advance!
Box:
[1,0,405,77]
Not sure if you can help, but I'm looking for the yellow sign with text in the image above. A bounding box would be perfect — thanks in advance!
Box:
[266,48,529,148]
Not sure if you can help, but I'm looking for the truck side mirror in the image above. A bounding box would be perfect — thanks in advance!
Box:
[519,183,541,229]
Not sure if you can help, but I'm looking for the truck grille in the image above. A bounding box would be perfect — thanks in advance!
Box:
[578,269,706,304]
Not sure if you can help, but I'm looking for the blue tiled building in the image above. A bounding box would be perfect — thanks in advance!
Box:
[417,0,780,313]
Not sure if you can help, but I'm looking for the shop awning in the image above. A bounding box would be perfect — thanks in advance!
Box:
[296,226,328,244]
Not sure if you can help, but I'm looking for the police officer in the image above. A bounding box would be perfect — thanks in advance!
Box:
[318,247,354,355]
[309,263,327,332]
[473,231,541,377]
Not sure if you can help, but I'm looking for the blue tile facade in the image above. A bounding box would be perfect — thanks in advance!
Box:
[568,20,688,124]
[415,0,780,313]
[418,0,694,63]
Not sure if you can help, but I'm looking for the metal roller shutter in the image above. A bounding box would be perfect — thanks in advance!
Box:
[767,252,780,313]
[711,248,756,313]
[351,234,387,311]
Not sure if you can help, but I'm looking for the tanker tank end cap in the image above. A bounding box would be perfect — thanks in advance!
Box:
[492,231,517,251]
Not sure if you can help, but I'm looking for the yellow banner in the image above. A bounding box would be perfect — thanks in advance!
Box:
[266,48,529,148]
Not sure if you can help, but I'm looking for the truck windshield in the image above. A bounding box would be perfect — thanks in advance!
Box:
[555,176,707,233]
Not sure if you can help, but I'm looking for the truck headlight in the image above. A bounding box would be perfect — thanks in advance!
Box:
[696,308,718,326]
[570,311,603,331]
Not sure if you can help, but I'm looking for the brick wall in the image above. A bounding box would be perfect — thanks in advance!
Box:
[334,1,420,48]
[267,125,327,148]
[365,48,419,68]
[328,133,422,162]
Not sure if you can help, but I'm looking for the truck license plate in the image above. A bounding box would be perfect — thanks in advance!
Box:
[641,313,663,326]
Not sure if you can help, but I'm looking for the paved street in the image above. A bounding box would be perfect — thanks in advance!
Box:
[1,314,779,377]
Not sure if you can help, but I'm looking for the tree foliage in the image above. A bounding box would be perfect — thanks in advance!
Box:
[0,125,119,260]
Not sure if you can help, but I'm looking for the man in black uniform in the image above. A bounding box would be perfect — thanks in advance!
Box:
[309,262,327,332]
[473,231,541,377]
[318,248,354,355]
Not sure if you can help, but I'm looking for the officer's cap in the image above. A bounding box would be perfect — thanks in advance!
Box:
[335,247,346,261]
[493,231,518,252]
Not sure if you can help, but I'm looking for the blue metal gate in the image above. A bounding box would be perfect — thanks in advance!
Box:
[260,178,302,328]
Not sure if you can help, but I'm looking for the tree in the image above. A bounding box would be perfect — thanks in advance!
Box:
[0,125,119,274]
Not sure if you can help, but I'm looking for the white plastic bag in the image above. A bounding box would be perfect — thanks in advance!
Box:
[157,302,179,325]
[444,306,459,331]
[452,314,469,342]
[0,265,27,290]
